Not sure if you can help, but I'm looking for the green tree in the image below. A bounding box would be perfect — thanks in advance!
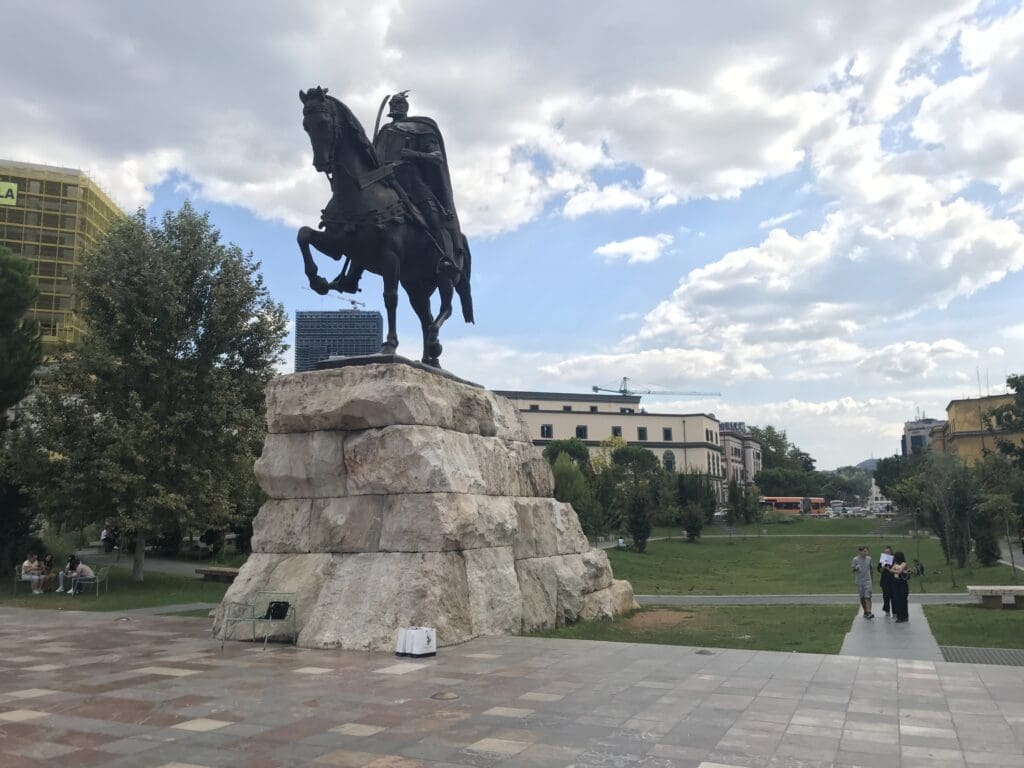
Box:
[612,445,659,551]
[680,502,705,541]
[677,470,717,523]
[991,374,1024,469]
[551,452,600,536]
[0,246,43,571]
[748,425,791,470]
[15,204,287,580]
[542,437,591,470]
[0,247,42,413]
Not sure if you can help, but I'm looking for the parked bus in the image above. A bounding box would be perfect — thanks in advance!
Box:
[760,496,827,516]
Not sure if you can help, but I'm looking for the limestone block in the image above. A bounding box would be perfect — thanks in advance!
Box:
[300,552,473,650]
[550,554,586,626]
[214,553,335,639]
[581,548,614,593]
[517,557,558,633]
[252,497,384,554]
[513,498,589,559]
[464,547,522,636]
[579,579,639,621]
[344,425,549,497]
[309,496,384,553]
[265,364,529,441]
[379,494,517,552]
[254,431,346,498]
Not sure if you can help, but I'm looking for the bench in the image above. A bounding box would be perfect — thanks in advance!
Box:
[220,591,297,649]
[196,566,240,583]
[967,585,1024,609]
[72,566,110,597]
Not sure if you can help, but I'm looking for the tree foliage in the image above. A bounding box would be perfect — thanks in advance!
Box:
[13,204,287,580]
[0,247,42,414]
[542,437,591,469]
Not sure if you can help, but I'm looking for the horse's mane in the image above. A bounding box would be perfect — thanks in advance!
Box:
[325,94,381,168]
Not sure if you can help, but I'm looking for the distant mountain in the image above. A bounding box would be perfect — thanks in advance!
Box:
[855,458,878,472]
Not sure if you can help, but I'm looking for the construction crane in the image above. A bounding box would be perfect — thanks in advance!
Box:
[592,377,720,398]
[300,285,366,310]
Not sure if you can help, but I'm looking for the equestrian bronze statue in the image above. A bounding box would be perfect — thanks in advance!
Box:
[297,87,473,368]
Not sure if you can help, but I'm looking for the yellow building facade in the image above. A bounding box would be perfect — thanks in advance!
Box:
[0,160,123,350]
[936,394,1024,464]
[494,390,729,496]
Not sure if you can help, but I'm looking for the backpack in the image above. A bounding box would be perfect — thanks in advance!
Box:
[263,601,291,621]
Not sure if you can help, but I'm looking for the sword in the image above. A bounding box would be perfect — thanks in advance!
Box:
[372,93,390,141]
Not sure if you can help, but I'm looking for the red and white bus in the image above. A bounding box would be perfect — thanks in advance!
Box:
[759,496,827,516]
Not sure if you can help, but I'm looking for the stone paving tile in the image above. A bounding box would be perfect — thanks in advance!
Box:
[2,608,1024,768]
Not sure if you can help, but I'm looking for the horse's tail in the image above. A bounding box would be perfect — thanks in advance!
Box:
[455,234,474,324]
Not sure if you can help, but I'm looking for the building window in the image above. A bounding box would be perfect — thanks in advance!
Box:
[663,427,672,441]
[529,404,539,411]
[637,426,648,441]
[576,425,588,440]
[612,426,622,438]
[540,424,553,439]
[562,405,572,412]
[663,451,676,472]
[589,405,598,413]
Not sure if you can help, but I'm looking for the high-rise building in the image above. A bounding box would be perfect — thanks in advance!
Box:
[294,309,384,372]
[0,160,123,351]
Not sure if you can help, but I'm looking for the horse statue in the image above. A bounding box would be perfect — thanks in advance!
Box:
[296,86,473,368]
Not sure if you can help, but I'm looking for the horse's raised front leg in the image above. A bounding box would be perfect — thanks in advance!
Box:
[297,226,346,295]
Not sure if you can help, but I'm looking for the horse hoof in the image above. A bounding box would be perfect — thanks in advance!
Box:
[427,341,443,358]
[422,357,441,368]
[309,276,330,295]
[380,343,398,356]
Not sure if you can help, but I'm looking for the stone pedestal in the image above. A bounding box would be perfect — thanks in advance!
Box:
[214,360,637,651]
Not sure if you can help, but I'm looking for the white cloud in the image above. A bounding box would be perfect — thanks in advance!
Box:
[538,347,770,387]
[594,234,674,264]
[989,346,1006,357]
[855,339,976,381]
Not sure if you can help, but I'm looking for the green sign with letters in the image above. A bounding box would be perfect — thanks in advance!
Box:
[0,181,16,206]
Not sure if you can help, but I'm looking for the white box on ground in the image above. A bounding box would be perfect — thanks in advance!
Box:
[395,626,436,657]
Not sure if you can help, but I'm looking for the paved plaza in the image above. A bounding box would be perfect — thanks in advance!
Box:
[2,609,1024,767]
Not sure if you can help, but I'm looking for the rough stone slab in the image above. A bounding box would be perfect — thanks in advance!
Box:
[265,364,527,440]
[517,558,558,633]
[379,494,517,552]
[550,554,587,626]
[512,498,589,559]
[252,497,383,554]
[344,425,552,497]
[300,552,473,650]
[465,547,523,636]
[581,549,614,594]
[580,579,639,621]
[254,431,346,498]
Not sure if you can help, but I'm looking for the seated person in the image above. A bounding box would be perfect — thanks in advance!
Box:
[65,559,96,596]
[55,555,80,594]
[20,552,45,594]
[39,554,56,592]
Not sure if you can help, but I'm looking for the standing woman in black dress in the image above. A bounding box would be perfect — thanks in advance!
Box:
[878,546,895,617]
[890,551,911,623]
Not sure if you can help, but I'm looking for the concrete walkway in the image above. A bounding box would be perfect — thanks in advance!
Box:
[840,604,945,662]
[79,549,211,577]
[999,539,1024,572]
[638,592,971,606]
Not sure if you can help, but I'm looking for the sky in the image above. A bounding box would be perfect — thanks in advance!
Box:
[3,0,1024,469]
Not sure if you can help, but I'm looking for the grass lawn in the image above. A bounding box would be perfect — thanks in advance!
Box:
[607,536,1018,595]
[924,605,1024,649]
[534,605,854,654]
[2,567,227,612]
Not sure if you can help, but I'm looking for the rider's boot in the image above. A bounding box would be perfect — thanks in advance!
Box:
[436,230,460,279]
